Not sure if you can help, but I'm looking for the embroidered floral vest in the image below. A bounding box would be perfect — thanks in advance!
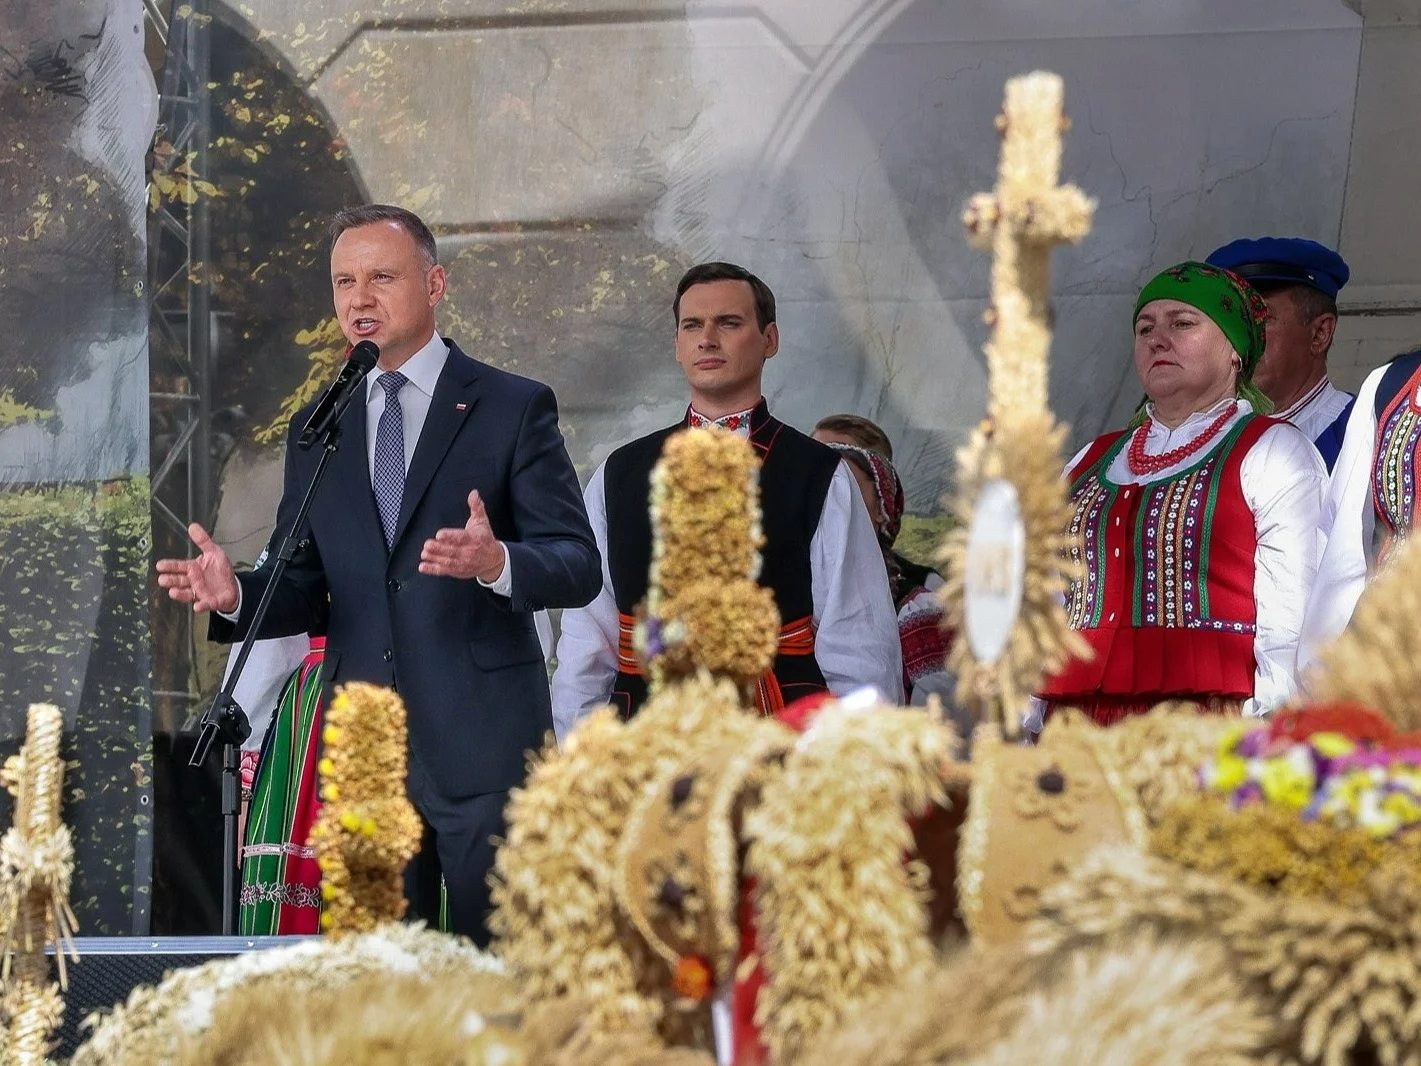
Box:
[1040,415,1275,702]
[1371,359,1421,565]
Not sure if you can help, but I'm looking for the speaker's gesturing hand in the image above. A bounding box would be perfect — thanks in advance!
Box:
[156,524,240,614]
[420,490,504,582]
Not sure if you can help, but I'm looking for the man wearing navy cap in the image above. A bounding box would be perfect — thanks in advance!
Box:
[1206,237,1354,470]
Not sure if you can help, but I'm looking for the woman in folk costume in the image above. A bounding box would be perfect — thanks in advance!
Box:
[236,613,555,935]
[1299,347,1421,670]
[1036,261,1326,726]
[237,632,328,935]
[812,415,954,703]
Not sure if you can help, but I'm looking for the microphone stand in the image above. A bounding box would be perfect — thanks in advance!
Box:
[188,419,347,935]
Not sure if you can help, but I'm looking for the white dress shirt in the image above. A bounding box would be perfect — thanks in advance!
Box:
[550,425,904,742]
[1299,363,1420,672]
[1276,377,1353,448]
[1060,398,1325,714]
[222,634,311,752]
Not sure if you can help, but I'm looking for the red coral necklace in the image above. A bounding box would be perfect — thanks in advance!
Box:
[1126,401,1238,476]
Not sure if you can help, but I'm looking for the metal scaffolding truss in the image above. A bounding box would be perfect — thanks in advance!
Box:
[145,0,214,718]
[147,0,214,535]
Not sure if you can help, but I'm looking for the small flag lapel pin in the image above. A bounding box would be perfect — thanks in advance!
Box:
[455,402,468,411]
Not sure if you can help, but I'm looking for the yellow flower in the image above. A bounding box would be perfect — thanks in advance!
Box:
[321,883,337,901]
[1216,723,1251,758]
[1381,790,1421,827]
[1208,754,1249,793]
[1309,732,1356,758]
[339,811,361,831]
[1259,749,1315,810]
[319,911,333,930]
[360,818,378,837]
[1357,790,1400,838]
[318,757,336,776]
[1390,767,1421,792]
[1320,773,1370,820]
[322,784,341,802]
[322,725,342,745]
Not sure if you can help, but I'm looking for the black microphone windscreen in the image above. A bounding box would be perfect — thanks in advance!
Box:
[349,341,380,371]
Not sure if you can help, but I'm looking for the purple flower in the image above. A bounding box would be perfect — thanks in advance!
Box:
[1236,731,1268,759]
[643,617,666,659]
[1233,781,1263,809]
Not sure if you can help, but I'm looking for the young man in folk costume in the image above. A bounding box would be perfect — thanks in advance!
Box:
[551,262,902,739]
[1032,262,1326,727]
[1300,347,1421,668]
[1205,237,1353,470]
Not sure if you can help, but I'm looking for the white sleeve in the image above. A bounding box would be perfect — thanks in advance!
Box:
[477,542,514,597]
[222,635,310,752]
[810,462,905,703]
[1240,422,1327,713]
[217,584,243,622]
[534,609,553,662]
[1298,367,1383,676]
[549,462,619,744]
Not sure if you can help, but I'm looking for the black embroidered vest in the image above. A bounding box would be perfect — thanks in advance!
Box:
[601,401,838,718]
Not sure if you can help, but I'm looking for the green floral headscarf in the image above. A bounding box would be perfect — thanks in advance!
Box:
[1132,260,1273,416]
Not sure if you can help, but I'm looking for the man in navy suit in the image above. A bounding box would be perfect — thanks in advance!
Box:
[158,204,600,944]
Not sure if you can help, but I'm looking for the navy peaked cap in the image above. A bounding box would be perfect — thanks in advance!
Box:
[1205,236,1349,299]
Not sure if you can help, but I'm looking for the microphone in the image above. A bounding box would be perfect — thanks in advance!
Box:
[297,340,380,449]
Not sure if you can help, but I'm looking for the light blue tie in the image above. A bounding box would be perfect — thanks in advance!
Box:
[372,371,408,547]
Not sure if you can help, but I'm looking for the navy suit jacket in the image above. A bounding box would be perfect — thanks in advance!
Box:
[212,340,600,799]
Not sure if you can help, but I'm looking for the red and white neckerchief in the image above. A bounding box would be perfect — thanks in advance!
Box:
[688,406,755,438]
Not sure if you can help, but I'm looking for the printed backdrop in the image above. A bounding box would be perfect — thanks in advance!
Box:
[0,0,1373,931]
